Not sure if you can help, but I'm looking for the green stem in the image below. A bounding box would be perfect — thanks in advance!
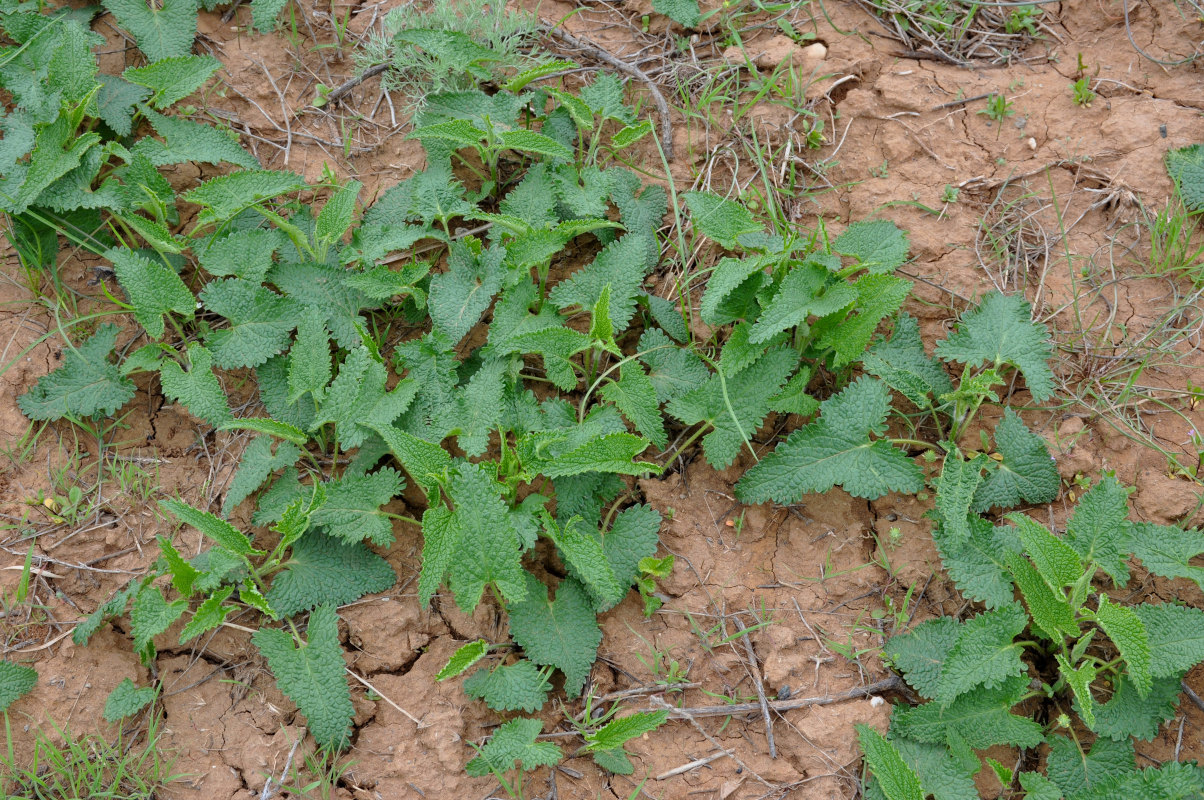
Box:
[889,438,943,453]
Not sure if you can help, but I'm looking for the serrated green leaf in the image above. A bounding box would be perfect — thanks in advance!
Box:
[159,343,232,426]
[972,409,1059,511]
[499,129,573,161]
[408,118,486,149]
[0,660,37,712]
[1129,522,1204,592]
[315,179,361,246]
[819,273,912,367]
[1091,672,1184,741]
[252,605,353,750]
[135,107,259,169]
[652,0,701,26]
[936,603,1028,705]
[506,325,591,391]
[934,450,986,547]
[579,73,636,125]
[612,119,653,148]
[835,219,909,273]
[372,423,451,497]
[503,59,578,93]
[600,361,666,449]
[107,246,194,339]
[550,232,656,335]
[1056,651,1099,727]
[239,577,276,618]
[892,674,1043,749]
[178,585,235,643]
[591,747,634,775]
[103,0,196,60]
[667,347,796,469]
[736,376,924,503]
[858,725,924,800]
[17,324,135,421]
[196,228,286,283]
[885,617,961,699]
[436,640,490,681]
[1018,771,1063,800]
[597,504,661,604]
[1009,513,1083,588]
[684,190,762,249]
[123,55,221,108]
[452,358,505,458]
[74,579,143,646]
[266,529,395,617]
[749,259,857,344]
[1046,734,1134,800]
[96,74,149,136]
[699,254,772,325]
[463,660,552,712]
[250,0,289,31]
[161,498,259,556]
[863,313,954,409]
[183,170,306,226]
[131,583,186,662]
[1131,603,1204,679]
[1006,551,1078,642]
[3,110,100,215]
[585,710,669,751]
[310,468,403,546]
[1079,761,1204,800]
[865,737,979,800]
[508,573,602,698]
[1065,476,1133,585]
[312,348,417,450]
[465,717,562,777]
[103,677,156,722]
[536,432,661,478]
[427,238,507,344]
[442,463,530,612]
[544,516,624,611]
[1093,594,1151,696]
[418,505,458,608]
[156,534,199,598]
[935,291,1054,401]
[120,213,184,253]
[1166,144,1204,211]
[200,278,300,369]
[934,516,1020,609]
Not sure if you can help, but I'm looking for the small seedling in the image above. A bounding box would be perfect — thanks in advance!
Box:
[940,184,960,204]
[978,93,1015,123]
[1004,4,1042,35]
[803,118,826,149]
[1071,76,1095,107]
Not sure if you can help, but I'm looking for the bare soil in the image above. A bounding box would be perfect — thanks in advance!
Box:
[3,1,1204,799]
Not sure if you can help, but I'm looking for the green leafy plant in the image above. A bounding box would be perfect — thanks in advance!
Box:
[1071,76,1096,107]
[862,477,1204,800]
[26,75,682,772]
[354,0,556,114]
[1167,143,1204,212]
[1004,4,1042,35]
[0,660,37,713]
[672,192,915,471]
[978,92,1015,123]
[736,292,1058,511]
[0,5,253,274]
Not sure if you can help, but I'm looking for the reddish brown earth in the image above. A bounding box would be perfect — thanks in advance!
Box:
[3,1,1204,798]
